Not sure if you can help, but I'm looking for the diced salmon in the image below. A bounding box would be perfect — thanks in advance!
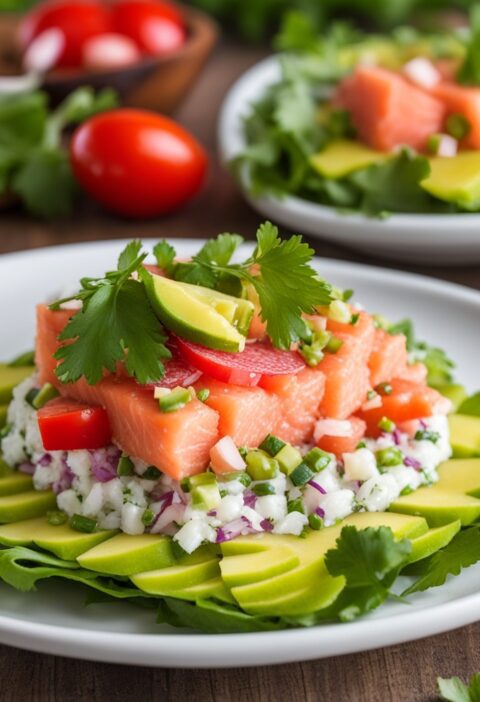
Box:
[397,362,428,385]
[36,305,219,478]
[316,416,366,457]
[335,66,446,152]
[357,378,449,436]
[368,329,408,386]
[327,311,376,365]
[194,377,282,448]
[430,82,480,149]
[247,313,267,341]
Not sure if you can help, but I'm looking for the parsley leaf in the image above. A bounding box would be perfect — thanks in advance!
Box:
[153,241,176,270]
[324,526,411,621]
[403,527,480,596]
[195,233,244,266]
[53,242,170,385]
[438,673,480,702]
[457,5,480,86]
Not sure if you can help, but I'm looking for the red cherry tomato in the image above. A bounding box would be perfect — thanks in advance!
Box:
[37,397,112,450]
[175,337,306,388]
[70,109,208,218]
[111,0,186,56]
[18,0,112,68]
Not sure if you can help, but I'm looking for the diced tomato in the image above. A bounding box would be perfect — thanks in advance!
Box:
[357,378,448,436]
[37,397,112,450]
[316,416,366,457]
[175,336,305,388]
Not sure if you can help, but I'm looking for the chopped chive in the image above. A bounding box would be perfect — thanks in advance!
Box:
[446,113,470,140]
[303,447,331,472]
[375,382,393,396]
[400,485,414,496]
[415,429,440,444]
[158,387,191,413]
[252,482,276,496]
[196,388,210,403]
[47,510,68,526]
[8,350,35,367]
[290,462,315,487]
[287,498,305,514]
[142,508,155,526]
[356,440,367,449]
[219,488,228,498]
[142,465,161,480]
[326,335,343,353]
[350,313,360,325]
[237,472,252,487]
[376,447,403,467]
[117,454,135,476]
[32,383,60,409]
[308,512,324,530]
[25,388,40,407]
[259,434,286,457]
[70,514,97,533]
[378,416,396,433]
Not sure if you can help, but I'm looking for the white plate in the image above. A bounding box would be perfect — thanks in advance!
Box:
[218,56,480,266]
[1,239,480,668]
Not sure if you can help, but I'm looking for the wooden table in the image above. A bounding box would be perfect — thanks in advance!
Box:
[0,39,479,702]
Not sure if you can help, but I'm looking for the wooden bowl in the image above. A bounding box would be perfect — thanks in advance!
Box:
[0,5,218,113]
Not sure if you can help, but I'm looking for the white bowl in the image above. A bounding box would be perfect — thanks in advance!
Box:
[218,56,480,266]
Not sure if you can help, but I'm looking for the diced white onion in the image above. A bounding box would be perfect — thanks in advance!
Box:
[402,57,441,89]
[314,418,353,442]
[210,436,246,475]
[343,448,379,482]
[436,134,458,158]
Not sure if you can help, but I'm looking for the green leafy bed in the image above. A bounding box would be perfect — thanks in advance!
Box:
[234,16,480,216]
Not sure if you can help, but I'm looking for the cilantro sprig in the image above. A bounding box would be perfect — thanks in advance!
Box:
[155,221,333,349]
[437,673,480,702]
[51,241,170,385]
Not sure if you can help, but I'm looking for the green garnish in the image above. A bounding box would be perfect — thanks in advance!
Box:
[142,509,155,527]
[158,387,191,413]
[457,4,480,86]
[308,512,324,530]
[252,482,276,496]
[325,335,343,354]
[25,388,40,408]
[69,514,97,533]
[303,447,331,472]
[287,498,305,514]
[47,510,68,526]
[437,672,480,702]
[375,382,393,396]
[290,462,315,487]
[378,417,396,433]
[446,113,471,140]
[415,429,440,444]
[376,447,403,468]
[259,434,286,457]
[142,466,161,481]
[245,450,279,481]
[31,383,59,409]
[117,455,135,477]
[196,388,210,403]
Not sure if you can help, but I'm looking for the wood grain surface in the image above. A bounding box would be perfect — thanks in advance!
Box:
[0,38,479,702]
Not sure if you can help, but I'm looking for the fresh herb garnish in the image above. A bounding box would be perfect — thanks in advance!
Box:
[437,672,480,702]
[51,241,171,385]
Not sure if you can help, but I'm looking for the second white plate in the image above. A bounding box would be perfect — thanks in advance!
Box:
[218,56,480,266]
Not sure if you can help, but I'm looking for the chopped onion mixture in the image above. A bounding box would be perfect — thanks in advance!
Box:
[3,376,451,554]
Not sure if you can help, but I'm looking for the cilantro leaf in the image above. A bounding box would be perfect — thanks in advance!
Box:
[118,240,144,272]
[196,233,244,266]
[153,241,176,270]
[403,527,480,596]
[457,5,480,86]
[438,673,480,702]
[324,526,411,621]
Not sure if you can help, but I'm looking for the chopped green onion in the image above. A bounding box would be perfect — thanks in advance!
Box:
[32,383,59,409]
[287,498,305,514]
[299,342,324,367]
[328,300,351,323]
[303,447,331,472]
[275,444,302,475]
[350,313,360,325]
[400,485,414,496]
[142,509,155,526]
[219,488,228,498]
[25,388,40,407]
[326,335,343,354]
[196,388,210,403]
[290,462,315,487]
[366,390,377,401]
[158,387,191,413]
[415,429,440,444]
[117,454,135,476]
[308,512,324,530]
[376,447,403,467]
[446,113,470,140]
[142,465,161,480]
[259,434,286,457]
[378,416,396,433]
[172,540,188,560]
[70,514,97,533]
[252,482,276,496]
[426,133,442,154]
[47,510,68,526]
[8,350,35,367]
[356,440,367,449]
[375,382,393,396]
[245,450,279,481]
[0,423,12,441]
[180,477,191,493]
[221,471,252,487]
[238,446,248,459]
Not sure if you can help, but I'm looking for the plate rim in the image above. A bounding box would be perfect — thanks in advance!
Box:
[1,239,480,667]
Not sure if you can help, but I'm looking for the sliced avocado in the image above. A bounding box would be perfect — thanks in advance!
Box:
[390,487,480,527]
[166,577,236,604]
[458,392,480,417]
[0,490,56,523]
[436,458,480,497]
[143,272,253,352]
[449,414,480,457]
[437,384,468,412]
[78,533,174,576]
[0,364,34,404]
[0,517,116,560]
[220,542,300,588]
[310,139,388,180]
[0,405,7,428]
[0,472,34,497]
[407,520,461,564]
[131,546,220,594]
[421,152,480,209]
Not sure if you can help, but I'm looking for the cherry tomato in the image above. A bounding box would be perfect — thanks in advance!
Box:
[18,0,112,69]
[70,109,208,218]
[111,0,186,56]
[175,337,305,388]
[37,397,112,450]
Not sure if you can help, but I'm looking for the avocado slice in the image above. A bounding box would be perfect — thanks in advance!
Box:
[166,577,236,604]
[407,520,461,564]
[0,472,33,497]
[78,533,175,576]
[0,517,116,560]
[390,487,480,527]
[0,364,34,404]
[220,542,300,588]
[421,152,480,209]
[310,139,388,180]
[436,458,480,497]
[438,384,468,412]
[131,546,220,594]
[449,414,480,457]
[0,490,56,523]
[143,272,254,352]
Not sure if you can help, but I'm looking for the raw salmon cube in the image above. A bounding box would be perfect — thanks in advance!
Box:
[368,329,408,386]
[316,416,367,457]
[431,82,480,149]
